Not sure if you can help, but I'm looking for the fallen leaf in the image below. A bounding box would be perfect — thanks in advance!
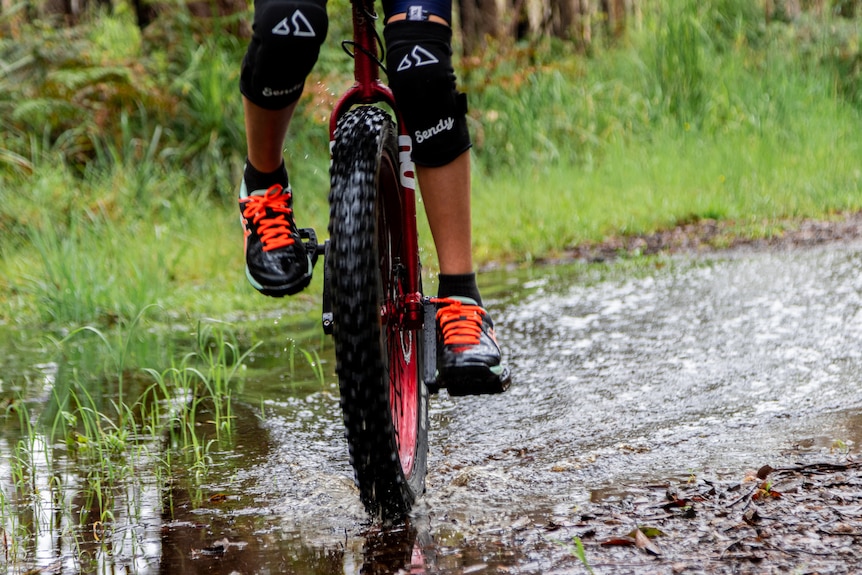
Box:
[509,516,531,531]
[93,521,104,542]
[633,528,662,556]
[756,465,774,479]
[631,526,666,538]
[743,508,761,525]
[600,537,636,547]
[663,498,689,510]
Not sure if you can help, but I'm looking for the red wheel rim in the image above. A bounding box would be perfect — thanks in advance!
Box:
[379,155,420,478]
[388,310,419,476]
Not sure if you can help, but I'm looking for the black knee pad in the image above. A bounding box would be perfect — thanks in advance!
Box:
[384,20,470,166]
[240,0,328,110]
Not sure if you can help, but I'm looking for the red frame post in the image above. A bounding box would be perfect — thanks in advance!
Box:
[329,0,423,326]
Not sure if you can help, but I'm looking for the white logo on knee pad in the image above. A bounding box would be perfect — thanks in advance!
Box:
[414,117,455,143]
[272,10,317,37]
[396,45,439,71]
[262,81,304,98]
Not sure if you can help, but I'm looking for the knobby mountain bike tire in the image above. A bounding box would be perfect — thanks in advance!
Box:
[328,105,429,520]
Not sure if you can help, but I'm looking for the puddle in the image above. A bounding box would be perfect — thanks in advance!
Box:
[2,243,862,573]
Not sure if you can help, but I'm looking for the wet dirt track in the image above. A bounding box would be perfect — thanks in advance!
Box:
[161,242,862,574]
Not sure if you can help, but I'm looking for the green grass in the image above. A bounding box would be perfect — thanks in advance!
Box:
[1,2,861,329]
[472,92,862,261]
[465,5,862,261]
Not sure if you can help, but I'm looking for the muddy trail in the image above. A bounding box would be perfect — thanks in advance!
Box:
[151,238,862,575]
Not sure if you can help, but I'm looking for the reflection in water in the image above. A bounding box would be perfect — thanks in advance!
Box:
[159,518,346,575]
[360,524,427,575]
[157,517,431,575]
[0,429,164,573]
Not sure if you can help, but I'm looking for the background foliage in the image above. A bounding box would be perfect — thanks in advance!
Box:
[1,0,861,326]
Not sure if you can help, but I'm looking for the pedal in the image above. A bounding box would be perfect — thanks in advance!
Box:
[422,297,440,394]
[444,366,512,396]
[297,229,331,333]
[320,239,333,334]
[298,228,321,268]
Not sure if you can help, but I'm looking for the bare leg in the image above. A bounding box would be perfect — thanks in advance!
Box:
[244,97,297,172]
[385,12,475,277]
[416,151,474,275]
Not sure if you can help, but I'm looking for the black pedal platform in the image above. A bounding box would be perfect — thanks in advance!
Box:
[423,297,441,394]
[298,228,321,269]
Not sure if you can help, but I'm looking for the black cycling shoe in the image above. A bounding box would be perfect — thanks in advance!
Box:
[239,182,314,297]
[434,296,511,395]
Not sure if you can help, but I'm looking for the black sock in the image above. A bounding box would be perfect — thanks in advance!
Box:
[437,273,482,306]
[244,159,288,193]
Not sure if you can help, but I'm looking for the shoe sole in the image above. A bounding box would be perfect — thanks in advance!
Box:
[439,365,512,396]
[246,255,314,298]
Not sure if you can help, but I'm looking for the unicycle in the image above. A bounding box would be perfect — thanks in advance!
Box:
[320,0,434,520]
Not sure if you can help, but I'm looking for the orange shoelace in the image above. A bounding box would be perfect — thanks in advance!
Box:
[433,298,486,346]
[241,184,296,252]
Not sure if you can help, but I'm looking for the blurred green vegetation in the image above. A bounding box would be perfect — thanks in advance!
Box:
[1,0,861,327]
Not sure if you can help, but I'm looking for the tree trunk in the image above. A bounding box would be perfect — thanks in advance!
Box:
[458,0,501,54]
[550,0,575,39]
[1,0,26,36]
[576,0,592,50]
[764,0,802,21]
[131,0,250,37]
[39,0,111,25]
[601,0,625,38]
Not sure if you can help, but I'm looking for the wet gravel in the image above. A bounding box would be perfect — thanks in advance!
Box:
[589,215,862,574]
[527,458,862,574]
[451,211,862,574]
